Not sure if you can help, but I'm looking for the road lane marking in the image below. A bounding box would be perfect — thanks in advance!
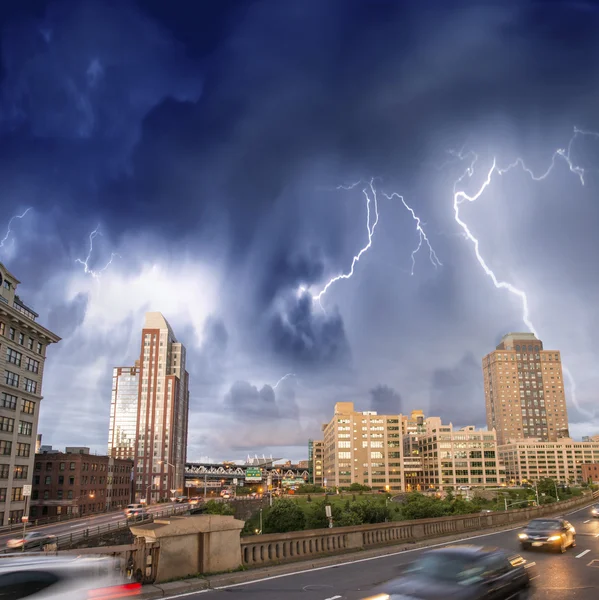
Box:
[584,520,590,523]
[70,523,87,528]
[324,596,342,600]
[576,549,591,558]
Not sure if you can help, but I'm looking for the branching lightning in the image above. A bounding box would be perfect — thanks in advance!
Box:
[452,126,599,418]
[383,191,442,276]
[75,226,120,278]
[273,373,296,389]
[302,178,440,309]
[0,208,33,250]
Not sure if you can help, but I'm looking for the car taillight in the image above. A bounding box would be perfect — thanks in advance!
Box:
[88,583,141,600]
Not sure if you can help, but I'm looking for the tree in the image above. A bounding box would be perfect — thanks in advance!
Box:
[400,493,449,520]
[264,499,306,533]
[204,500,235,515]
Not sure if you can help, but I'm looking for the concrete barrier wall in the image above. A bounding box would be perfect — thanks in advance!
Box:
[240,493,595,567]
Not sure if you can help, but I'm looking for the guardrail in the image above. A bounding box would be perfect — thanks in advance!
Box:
[0,504,190,553]
[240,492,597,568]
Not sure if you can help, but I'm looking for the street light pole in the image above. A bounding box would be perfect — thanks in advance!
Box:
[554,480,560,502]
[158,460,177,501]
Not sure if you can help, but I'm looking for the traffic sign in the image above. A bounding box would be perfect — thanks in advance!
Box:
[233,478,238,485]
[23,485,32,497]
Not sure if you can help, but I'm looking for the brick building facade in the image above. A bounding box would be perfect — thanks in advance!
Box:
[30,450,133,518]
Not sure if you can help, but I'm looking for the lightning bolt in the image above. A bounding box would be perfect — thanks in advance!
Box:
[75,226,120,278]
[302,178,439,309]
[273,373,296,389]
[452,126,598,419]
[0,208,33,249]
[383,191,442,276]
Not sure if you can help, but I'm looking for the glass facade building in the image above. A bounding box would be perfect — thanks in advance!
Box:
[108,365,140,460]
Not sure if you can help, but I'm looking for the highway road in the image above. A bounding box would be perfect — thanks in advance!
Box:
[0,502,185,547]
[167,502,599,600]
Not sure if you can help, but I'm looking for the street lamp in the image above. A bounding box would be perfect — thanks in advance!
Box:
[158,460,177,502]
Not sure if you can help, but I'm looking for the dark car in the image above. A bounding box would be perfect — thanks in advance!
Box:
[6,531,57,551]
[363,545,533,600]
[591,504,599,518]
[518,517,576,553]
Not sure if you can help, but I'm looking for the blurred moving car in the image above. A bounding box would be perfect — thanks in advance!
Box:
[0,555,140,600]
[363,545,534,600]
[6,531,57,550]
[518,517,576,553]
[591,503,599,518]
[189,496,203,506]
[123,504,146,520]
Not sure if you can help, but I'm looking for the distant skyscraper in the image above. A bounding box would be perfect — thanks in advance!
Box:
[483,332,569,445]
[134,313,189,502]
[108,364,140,460]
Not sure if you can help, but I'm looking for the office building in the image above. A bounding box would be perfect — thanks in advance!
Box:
[308,440,323,486]
[499,438,599,485]
[0,263,61,525]
[582,463,599,484]
[483,332,569,445]
[30,450,133,518]
[403,415,503,492]
[322,402,404,492]
[133,312,189,502]
[108,365,140,460]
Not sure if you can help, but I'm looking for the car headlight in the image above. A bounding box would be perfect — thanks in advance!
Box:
[518,533,528,539]
[569,527,576,534]
[593,509,598,514]
[363,596,390,600]
[547,535,562,542]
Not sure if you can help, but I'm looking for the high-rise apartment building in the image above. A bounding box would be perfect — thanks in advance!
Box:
[134,313,189,502]
[108,364,140,460]
[0,263,60,525]
[322,402,404,491]
[483,333,569,445]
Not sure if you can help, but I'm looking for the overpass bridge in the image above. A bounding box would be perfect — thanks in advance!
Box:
[184,460,310,491]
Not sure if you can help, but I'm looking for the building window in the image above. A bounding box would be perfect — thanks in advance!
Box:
[0,488,5,502]
[69,477,74,485]
[0,465,8,479]
[57,490,63,500]
[0,322,4,336]
[46,462,52,470]
[1,392,17,410]
[0,441,11,455]
[58,475,64,485]
[18,421,32,436]
[11,488,23,502]
[44,476,51,485]
[25,358,40,374]
[21,399,35,415]
[8,327,15,341]
[6,347,22,366]
[67,490,73,499]
[16,443,30,457]
[31,490,38,500]
[17,333,24,346]
[43,491,49,500]
[69,462,75,470]
[36,342,43,355]
[9,510,23,524]
[13,465,28,480]
[0,417,15,433]
[27,338,33,350]
[23,379,37,394]
[4,371,19,387]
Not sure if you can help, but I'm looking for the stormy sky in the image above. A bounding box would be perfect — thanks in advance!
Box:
[1,0,599,462]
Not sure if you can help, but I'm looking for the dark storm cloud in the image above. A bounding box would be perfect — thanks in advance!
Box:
[430,352,487,427]
[370,384,403,415]
[267,293,351,368]
[223,380,299,420]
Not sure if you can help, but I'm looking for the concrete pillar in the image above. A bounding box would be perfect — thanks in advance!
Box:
[130,514,245,583]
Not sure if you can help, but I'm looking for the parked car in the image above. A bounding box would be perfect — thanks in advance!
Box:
[363,545,534,600]
[518,517,576,553]
[123,504,146,520]
[6,531,57,550]
[0,555,141,600]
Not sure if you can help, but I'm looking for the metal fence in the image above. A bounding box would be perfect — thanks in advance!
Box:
[0,504,190,553]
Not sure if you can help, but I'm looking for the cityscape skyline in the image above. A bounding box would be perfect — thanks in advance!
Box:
[1,2,599,465]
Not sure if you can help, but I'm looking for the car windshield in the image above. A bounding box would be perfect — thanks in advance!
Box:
[528,520,560,530]
[405,553,485,585]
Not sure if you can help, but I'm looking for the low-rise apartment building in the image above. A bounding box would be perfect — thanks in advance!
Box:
[30,450,133,518]
[322,402,404,491]
[499,438,599,485]
[582,463,599,484]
